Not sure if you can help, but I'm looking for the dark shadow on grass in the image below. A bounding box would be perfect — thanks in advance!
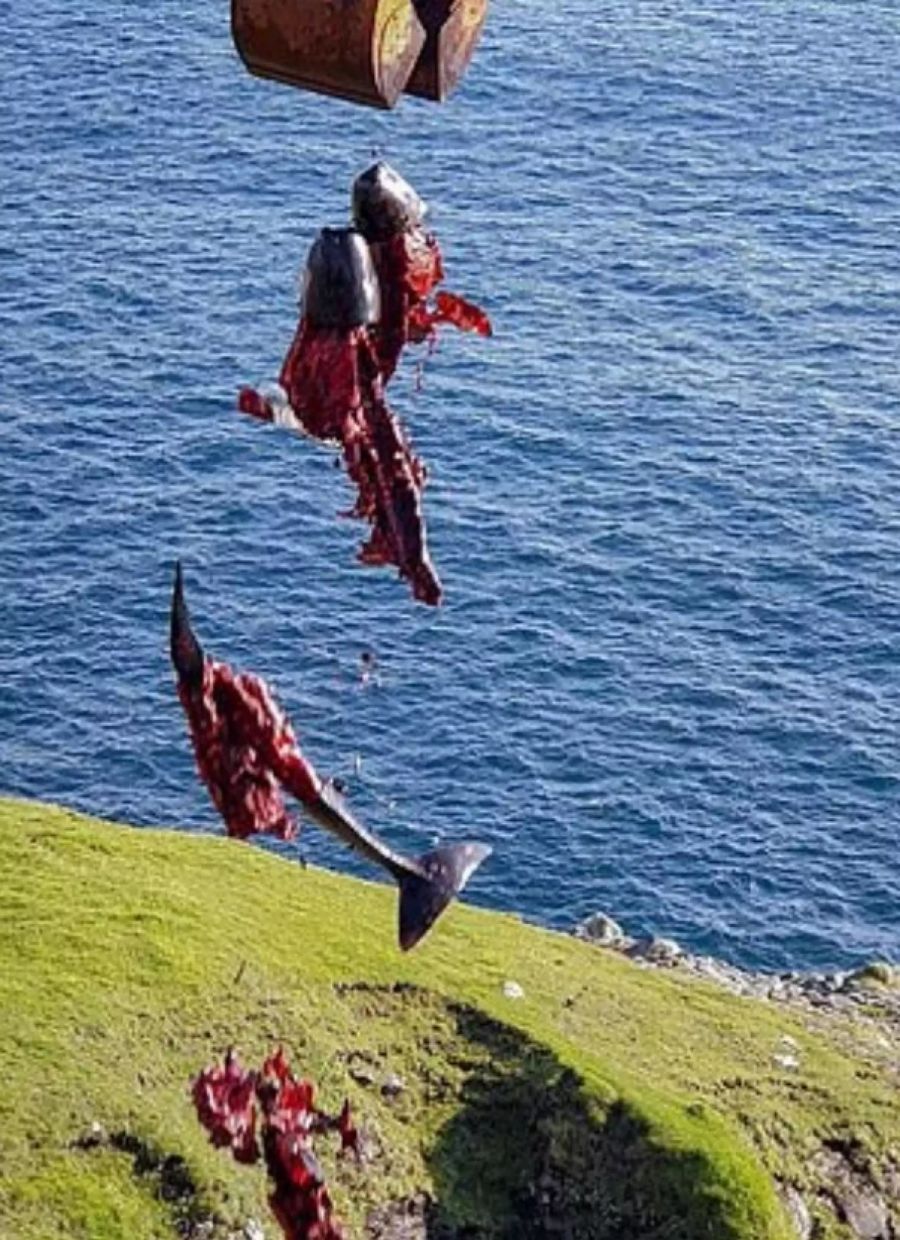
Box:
[333,983,750,1240]
[421,1003,744,1240]
[73,1127,215,1237]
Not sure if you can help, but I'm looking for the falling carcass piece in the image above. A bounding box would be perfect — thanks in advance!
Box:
[238,166,490,606]
[239,227,443,605]
[351,161,492,381]
[170,562,491,949]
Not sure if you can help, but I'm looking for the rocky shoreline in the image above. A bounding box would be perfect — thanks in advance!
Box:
[573,913,899,1240]
[573,912,900,1031]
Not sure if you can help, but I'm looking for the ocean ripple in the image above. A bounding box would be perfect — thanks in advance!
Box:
[1,0,899,970]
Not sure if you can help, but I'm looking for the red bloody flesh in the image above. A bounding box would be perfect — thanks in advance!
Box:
[177,658,321,841]
[342,394,441,605]
[191,1048,259,1165]
[279,321,374,440]
[367,228,445,378]
[193,1049,357,1240]
[240,318,443,605]
[430,288,493,337]
[238,196,490,607]
[366,227,492,374]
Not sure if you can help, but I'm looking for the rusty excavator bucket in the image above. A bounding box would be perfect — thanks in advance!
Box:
[231,0,488,109]
[405,0,490,101]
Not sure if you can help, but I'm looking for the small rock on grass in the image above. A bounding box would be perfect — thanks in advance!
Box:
[814,1149,891,1240]
[503,980,525,1000]
[366,1192,433,1239]
[381,1073,405,1099]
[837,1184,890,1239]
[772,1035,800,1071]
[778,1185,812,1240]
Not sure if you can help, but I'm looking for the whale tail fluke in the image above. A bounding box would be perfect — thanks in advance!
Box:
[398,842,492,951]
[170,561,205,692]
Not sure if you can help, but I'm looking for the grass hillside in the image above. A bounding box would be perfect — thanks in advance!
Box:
[0,798,896,1239]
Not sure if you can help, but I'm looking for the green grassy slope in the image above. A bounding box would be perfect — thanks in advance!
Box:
[0,798,895,1239]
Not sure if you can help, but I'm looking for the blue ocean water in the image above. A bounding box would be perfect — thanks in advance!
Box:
[2,0,899,972]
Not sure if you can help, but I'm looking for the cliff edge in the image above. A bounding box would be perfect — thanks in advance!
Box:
[0,798,896,1239]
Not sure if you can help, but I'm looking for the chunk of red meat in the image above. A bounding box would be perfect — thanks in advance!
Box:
[430,290,493,337]
[279,322,374,440]
[367,228,445,377]
[177,658,321,840]
[368,227,491,372]
[238,325,442,605]
[342,397,441,606]
[193,1049,357,1240]
[192,1050,259,1165]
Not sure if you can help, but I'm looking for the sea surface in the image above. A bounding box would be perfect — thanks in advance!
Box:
[2,0,899,972]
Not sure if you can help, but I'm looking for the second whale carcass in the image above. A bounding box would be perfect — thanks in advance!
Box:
[238,163,490,606]
[170,562,491,949]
